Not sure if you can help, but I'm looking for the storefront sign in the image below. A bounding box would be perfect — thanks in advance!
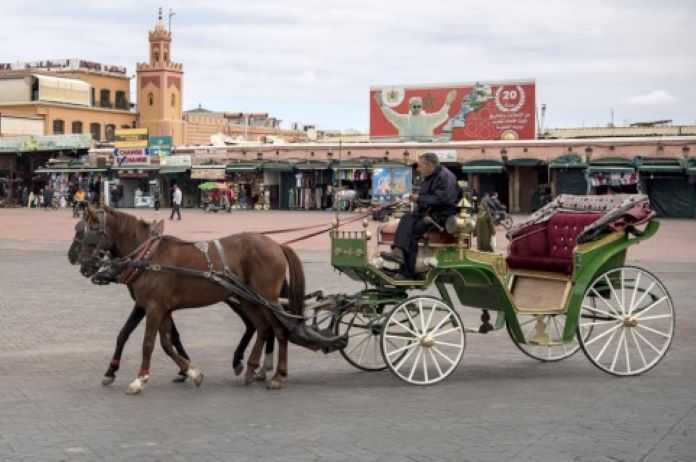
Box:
[0,59,126,75]
[115,128,149,149]
[370,80,535,141]
[0,134,92,153]
[160,155,191,168]
[114,148,150,166]
[431,149,458,163]
[191,168,226,180]
[148,136,173,156]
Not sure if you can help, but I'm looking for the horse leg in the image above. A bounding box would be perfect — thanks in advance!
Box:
[228,301,255,376]
[102,305,144,386]
[256,334,275,382]
[238,304,270,386]
[169,318,191,383]
[267,319,289,390]
[158,315,204,387]
[126,307,164,395]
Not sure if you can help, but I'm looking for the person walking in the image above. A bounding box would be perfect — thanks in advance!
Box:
[170,184,182,220]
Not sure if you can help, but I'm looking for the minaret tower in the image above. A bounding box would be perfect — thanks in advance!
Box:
[136,8,184,145]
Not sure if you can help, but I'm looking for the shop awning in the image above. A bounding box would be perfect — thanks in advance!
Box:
[226,162,261,172]
[506,158,543,167]
[332,160,373,170]
[159,166,189,174]
[294,161,330,171]
[461,160,504,174]
[372,162,410,169]
[191,165,226,180]
[549,154,587,169]
[686,159,696,175]
[35,167,106,174]
[112,165,159,174]
[261,162,294,172]
[587,166,636,174]
[636,158,685,173]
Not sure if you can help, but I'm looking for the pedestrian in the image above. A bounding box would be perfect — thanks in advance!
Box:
[20,186,28,207]
[153,181,161,211]
[170,184,182,220]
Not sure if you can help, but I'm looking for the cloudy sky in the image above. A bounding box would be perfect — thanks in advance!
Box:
[2,0,694,130]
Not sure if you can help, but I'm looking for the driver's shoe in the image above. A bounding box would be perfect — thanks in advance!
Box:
[381,247,405,264]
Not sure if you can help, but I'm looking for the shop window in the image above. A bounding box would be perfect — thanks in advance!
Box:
[115,91,128,110]
[90,123,101,141]
[52,119,65,135]
[100,89,111,108]
[105,124,116,142]
[72,121,83,134]
[148,93,154,106]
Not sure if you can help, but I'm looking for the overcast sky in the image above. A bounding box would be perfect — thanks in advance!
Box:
[2,0,694,130]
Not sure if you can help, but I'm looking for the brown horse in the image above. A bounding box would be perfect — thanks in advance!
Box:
[78,206,303,394]
[69,219,274,386]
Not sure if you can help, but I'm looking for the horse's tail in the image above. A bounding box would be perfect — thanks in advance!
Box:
[281,245,305,316]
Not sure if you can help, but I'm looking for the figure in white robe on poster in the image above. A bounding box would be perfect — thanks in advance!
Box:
[375,90,456,140]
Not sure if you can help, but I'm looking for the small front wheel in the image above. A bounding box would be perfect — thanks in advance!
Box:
[381,296,465,385]
[335,310,388,372]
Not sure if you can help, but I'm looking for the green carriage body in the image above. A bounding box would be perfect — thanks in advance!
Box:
[330,220,660,345]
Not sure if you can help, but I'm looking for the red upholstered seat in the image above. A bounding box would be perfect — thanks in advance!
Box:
[506,212,602,274]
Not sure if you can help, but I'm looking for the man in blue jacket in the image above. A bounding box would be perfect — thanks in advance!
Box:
[382,153,461,279]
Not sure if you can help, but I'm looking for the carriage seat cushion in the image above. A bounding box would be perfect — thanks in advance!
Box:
[378,221,457,245]
[506,212,602,274]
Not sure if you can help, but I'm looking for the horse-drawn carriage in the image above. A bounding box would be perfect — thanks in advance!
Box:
[319,193,674,385]
[73,193,674,392]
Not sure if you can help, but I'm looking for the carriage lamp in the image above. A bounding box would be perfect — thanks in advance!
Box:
[362,219,372,240]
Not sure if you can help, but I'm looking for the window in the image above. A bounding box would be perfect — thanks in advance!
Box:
[115,91,128,110]
[121,124,131,129]
[90,88,95,106]
[148,93,154,106]
[90,123,101,141]
[105,124,116,142]
[164,52,169,62]
[100,89,111,108]
[170,93,176,107]
[52,119,65,135]
[71,121,83,134]
[154,51,160,62]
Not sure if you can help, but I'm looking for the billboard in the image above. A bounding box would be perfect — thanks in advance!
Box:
[114,128,148,149]
[370,80,535,141]
[372,165,413,204]
[148,136,173,156]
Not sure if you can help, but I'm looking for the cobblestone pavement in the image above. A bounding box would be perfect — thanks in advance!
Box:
[0,209,694,461]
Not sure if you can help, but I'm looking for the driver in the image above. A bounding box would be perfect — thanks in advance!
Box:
[381,153,460,279]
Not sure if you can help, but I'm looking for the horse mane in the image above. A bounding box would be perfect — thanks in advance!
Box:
[103,207,153,243]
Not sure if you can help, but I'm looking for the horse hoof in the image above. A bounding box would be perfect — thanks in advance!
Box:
[267,379,286,390]
[254,371,267,382]
[102,375,115,386]
[126,377,146,395]
[233,363,244,376]
[172,374,187,383]
[186,368,204,387]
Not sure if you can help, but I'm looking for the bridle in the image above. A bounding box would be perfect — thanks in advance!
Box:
[81,208,115,269]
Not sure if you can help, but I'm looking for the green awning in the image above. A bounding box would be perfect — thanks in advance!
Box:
[638,164,684,173]
[372,162,410,169]
[687,159,696,175]
[461,160,504,174]
[294,161,330,171]
[587,166,635,174]
[332,160,373,170]
[226,163,261,172]
[112,165,159,171]
[159,166,189,174]
[35,167,106,174]
[549,154,587,169]
[506,158,543,167]
[261,162,294,172]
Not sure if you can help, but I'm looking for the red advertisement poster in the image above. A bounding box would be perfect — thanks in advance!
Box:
[370,80,535,141]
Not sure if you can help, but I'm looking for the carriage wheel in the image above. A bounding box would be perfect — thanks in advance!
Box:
[578,266,675,376]
[335,310,389,372]
[508,313,590,362]
[381,296,465,385]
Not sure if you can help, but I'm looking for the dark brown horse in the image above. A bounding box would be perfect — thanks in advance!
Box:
[68,219,275,385]
[77,207,301,394]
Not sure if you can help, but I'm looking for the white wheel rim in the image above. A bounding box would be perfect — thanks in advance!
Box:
[337,312,387,370]
[579,267,674,376]
[514,314,587,361]
[381,297,465,385]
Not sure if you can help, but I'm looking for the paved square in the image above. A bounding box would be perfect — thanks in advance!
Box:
[0,209,694,461]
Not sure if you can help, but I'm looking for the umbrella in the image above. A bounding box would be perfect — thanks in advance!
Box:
[198,182,228,191]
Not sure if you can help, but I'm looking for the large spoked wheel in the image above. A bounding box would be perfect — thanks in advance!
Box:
[508,313,590,362]
[578,266,675,376]
[380,296,465,385]
[335,310,390,371]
